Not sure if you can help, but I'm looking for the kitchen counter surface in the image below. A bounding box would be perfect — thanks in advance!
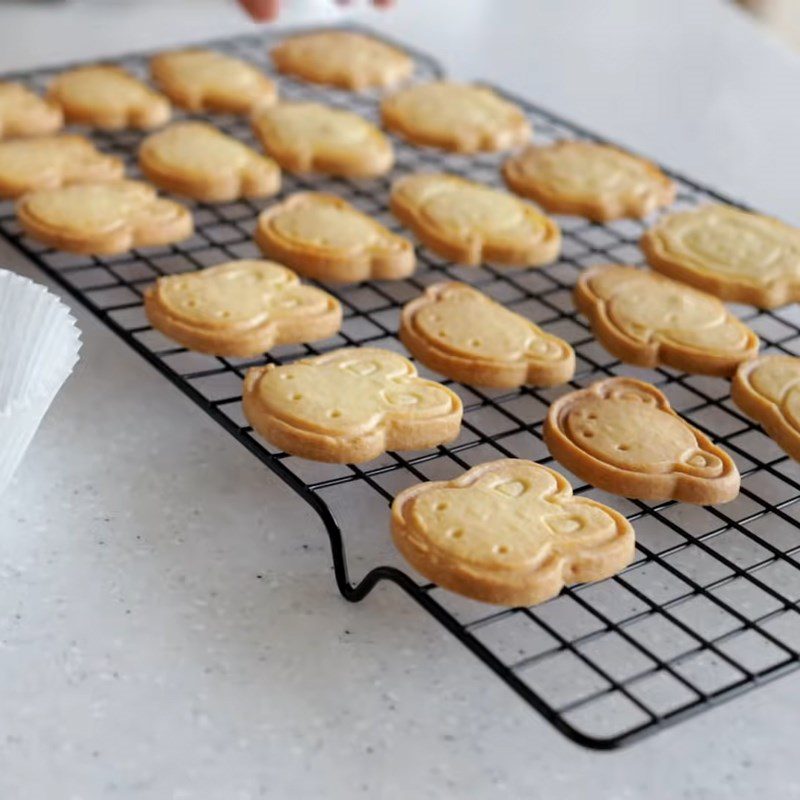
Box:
[1,1,799,797]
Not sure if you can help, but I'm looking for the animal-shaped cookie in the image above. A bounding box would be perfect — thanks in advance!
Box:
[391,459,635,606]
[732,355,800,461]
[503,141,676,221]
[252,102,393,178]
[17,179,193,255]
[390,173,560,266]
[144,260,341,357]
[641,204,800,309]
[0,82,63,139]
[47,65,171,130]
[139,121,280,203]
[256,192,415,283]
[0,135,124,198]
[150,49,277,114]
[575,265,759,376]
[381,82,531,153]
[271,30,413,91]
[401,282,575,388]
[243,347,462,463]
[544,377,740,504]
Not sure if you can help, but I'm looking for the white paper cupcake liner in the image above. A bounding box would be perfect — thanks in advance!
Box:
[0,270,81,495]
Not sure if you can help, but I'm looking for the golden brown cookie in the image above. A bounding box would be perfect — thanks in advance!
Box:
[390,173,560,266]
[391,459,635,607]
[243,347,462,463]
[150,49,277,114]
[381,82,531,153]
[0,82,63,139]
[503,141,676,221]
[17,179,193,255]
[0,135,124,198]
[47,65,171,130]
[544,377,740,504]
[143,260,341,357]
[139,121,280,203]
[271,30,413,91]
[252,102,393,178]
[575,265,759,377]
[732,354,800,461]
[641,204,800,309]
[256,192,415,282]
[400,282,575,388]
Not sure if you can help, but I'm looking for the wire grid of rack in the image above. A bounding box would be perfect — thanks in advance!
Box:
[3,25,800,750]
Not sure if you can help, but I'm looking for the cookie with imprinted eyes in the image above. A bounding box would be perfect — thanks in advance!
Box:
[271,30,413,91]
[17,179,193,255]
[391,459,635,607]
[390,173,560,266]
[150,49,277,114]
[732,355,800,461]
[641,204,800,309]
[139,121,280,203]
[381,81,531,153]
[243,347,463,463]
[0,135,124,198]
[47,65,171,130]
[0,82,63,140]
[543,377,740,505]
[503,141,676,221]
[256,192,415,282]
[575,265,759,376]
[401,282,575,388]
[252,102,393,178]
[144,260,341,357]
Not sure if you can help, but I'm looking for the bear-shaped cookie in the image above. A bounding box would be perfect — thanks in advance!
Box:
[544,377,739,504]
[391,459,635,606]
[390,173,560,267]
[144,260,342,357]
[400,282,575,388]
[0,82,63,140]
[732,354,800,461]
[243,347,463,463]
[575,264,759,376]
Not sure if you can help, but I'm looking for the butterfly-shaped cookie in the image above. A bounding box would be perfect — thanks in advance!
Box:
[575,264,759,376]
[243,347,463,463]
[391,459,635,606]
[544,377,739,504]
[144,260,342,357]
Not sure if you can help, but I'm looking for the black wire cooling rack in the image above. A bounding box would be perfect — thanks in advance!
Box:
[3,25,800,750]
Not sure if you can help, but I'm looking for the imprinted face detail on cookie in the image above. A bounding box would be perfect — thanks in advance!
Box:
[47,66,171,130]
[390,173,560,266]
[391,459,635,607]
[0,82,63,140]
[544,378,740,504]
[732,355,800,461]
[503,141,676,221]
[17,179,193,255]
[150,49,277,114]
[242,347,463,463]
[252,102,393,178]
[381,82,531,153]
[0,135,124,198]
[401,282,575,388]
[256,192,415,283]
[144,260,341,357]
[271,31,413,91]
[641,204,800,309]
[139,121,280,203]
[575,265,759,377]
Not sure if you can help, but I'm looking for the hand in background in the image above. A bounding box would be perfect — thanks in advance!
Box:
[239,0,395,22]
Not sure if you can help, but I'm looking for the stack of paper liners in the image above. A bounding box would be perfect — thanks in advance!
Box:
[0,270,81,495]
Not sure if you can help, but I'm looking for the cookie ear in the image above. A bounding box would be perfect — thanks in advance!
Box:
[598,378,666,408]
[674,446,725,477]
[328,348,413,379]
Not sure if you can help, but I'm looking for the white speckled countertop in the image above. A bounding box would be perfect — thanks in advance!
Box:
[1,1,799,797]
